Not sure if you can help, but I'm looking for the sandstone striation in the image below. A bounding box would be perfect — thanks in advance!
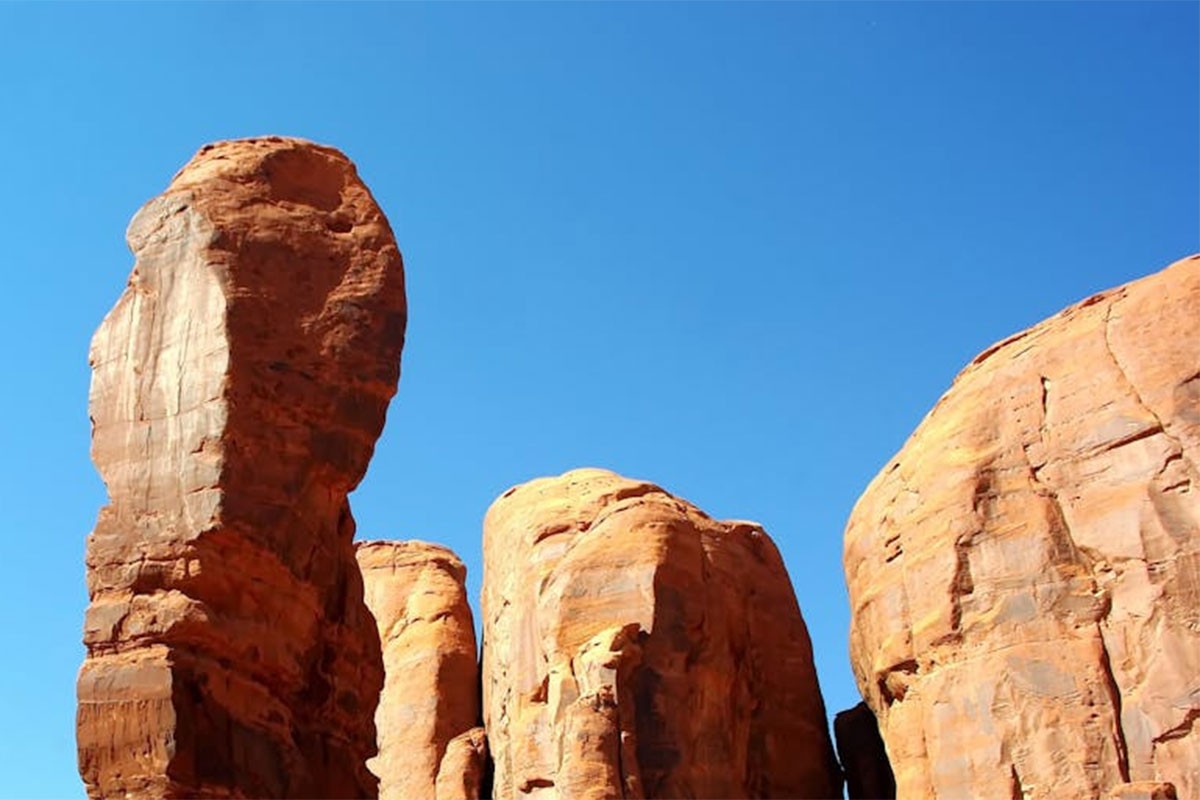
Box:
[481,468,841,799]
[78,137,406,798]
[356,540,482,800]
[844,255,1200,799]
[834,702,895,800]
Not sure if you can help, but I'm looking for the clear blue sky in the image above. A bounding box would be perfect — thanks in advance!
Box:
[1,3,1196,797]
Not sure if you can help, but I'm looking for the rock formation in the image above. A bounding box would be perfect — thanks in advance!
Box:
[481,467,842,799]
[356,540,482,800]
[436,727,491,800]
[844,255,1200,799]
[834,702,895,800]
[78,137,406,798]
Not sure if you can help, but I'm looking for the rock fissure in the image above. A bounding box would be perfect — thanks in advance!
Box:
[1097,627,1133,783]
[1153,707,1200,745]
[1102,297,1192,475]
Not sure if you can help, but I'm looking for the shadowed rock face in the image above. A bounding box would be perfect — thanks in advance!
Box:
[834,702,895,800]
[78,137,406,799]
[844,255,1200,800]
[481,468,842,800]
[356,540,481,800]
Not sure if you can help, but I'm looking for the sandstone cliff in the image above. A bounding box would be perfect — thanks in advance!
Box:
[357,540,483,800]
[482,468,842,799]
[844,255,1200,799]
[78,137,406,798]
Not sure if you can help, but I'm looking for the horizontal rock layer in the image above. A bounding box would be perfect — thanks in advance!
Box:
[845,255,1200,799]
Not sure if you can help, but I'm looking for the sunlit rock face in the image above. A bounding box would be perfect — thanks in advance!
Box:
[78,137,406,799]
[481,467,842,800]
[844,255,1200,800]
[357,540,481,800]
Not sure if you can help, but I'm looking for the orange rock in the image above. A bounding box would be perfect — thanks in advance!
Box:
[481,468,841,799]
[844,255,1200,799]
[436,727,491,800]
[357,540,481,800]
[78,137,405,798]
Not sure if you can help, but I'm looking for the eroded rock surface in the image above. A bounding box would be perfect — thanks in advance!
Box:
[357,540,481,800]
[482,468,841,799]
[845,255,1200,799]
[78,137,406,798]
[436,727,491,800]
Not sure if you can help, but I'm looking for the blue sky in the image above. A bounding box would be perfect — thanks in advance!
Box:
[1,3,1196,797]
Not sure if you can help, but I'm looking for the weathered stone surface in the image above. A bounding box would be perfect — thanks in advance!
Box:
[78,137,406,798]
[436,727,491,800]
[357,540,480,800]
[482,467,841,799]
[834,702,895,800]
[1107,781,1179,800]
[845,255,1200,799]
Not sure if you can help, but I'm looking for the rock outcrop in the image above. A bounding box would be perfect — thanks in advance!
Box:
[436,727,491,800]
[356,540,482,800]
[834,702,895,800]
[481,468,842,799]
[844,255,1200,799]
[78,137,406,798]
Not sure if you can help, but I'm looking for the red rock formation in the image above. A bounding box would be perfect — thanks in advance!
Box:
[356,540,481,800]
[834,702,895,800]
[845,255,1200,799]
[78,137,405,798]
[481,468,841,800]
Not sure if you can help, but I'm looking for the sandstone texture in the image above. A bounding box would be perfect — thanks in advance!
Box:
[436,727,491,800]
[845,255,1200,799]
[78,137,406,798]
[356,540,481,800]
[834,702,895,800]
[482,468,841,799]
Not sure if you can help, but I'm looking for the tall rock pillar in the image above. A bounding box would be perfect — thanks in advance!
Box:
[356,540,484,800]
[77,137,406,798]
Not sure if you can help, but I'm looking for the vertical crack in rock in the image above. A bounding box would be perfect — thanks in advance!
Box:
[1026,362,1131,783]
[1008,764,1024,800]
[78,138,405,799]
[1102,296,1186,469]
[1097,628,1133,783]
